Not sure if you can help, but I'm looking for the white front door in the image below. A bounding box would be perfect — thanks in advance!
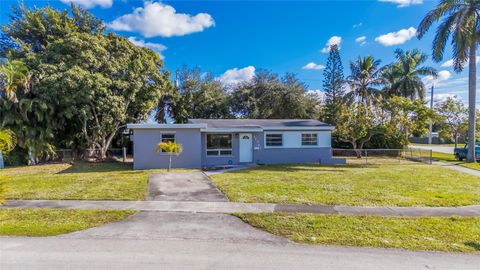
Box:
[239,133,253,163]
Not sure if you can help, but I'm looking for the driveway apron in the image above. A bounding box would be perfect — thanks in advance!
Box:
[147,172,228,202]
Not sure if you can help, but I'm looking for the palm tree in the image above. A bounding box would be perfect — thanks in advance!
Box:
[345,56,383,108]
[417,0,480,162]
[385,49,437,100]
[0,60,30,103]
[155,141,183,171]
[0,129,17,169]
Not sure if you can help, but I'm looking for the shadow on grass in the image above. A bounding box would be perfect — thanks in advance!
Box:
[464,241,480,251]
[223,164,386,174]
[56,162,133,174]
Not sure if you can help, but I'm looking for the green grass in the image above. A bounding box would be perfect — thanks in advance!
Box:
[0,208,135,236]
[210,164,480,207]
[236,213,480,253]
[432,151,480,171]
[1,162,194,200]
[410,143,465,147]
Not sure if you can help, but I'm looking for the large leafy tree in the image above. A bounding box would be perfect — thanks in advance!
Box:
[435,96,468,147]
[32,32,169,158]
[380,96,433,139]
[1,4,169,160]
[345,56,383,108]
[417,0,480,162]
[321,44,345,125]
[385,49,437,100]
[335,103,381,156]
[161,66,231,123]
[229,70,318,119]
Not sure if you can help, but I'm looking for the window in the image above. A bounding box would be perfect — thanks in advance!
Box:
[266,134,283,147]
[302,133,318,146]
[206,134,232,156]
[160,133,175,152]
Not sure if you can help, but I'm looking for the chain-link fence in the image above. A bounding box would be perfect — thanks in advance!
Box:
[49,148,129,163]
[332,148,432,165]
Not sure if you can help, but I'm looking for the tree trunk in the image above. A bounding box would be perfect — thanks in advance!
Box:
[352,142,361,158]
[168,155,172,172]
[28,149,36,165]
[467,43,477,163]
[0,151,4,169]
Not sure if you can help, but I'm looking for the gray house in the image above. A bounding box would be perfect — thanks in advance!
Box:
[127,119,345,169]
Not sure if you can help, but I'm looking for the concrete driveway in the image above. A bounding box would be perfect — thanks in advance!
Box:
[147,172,228,201]
[62,212,284,243]
[2,211,479,269]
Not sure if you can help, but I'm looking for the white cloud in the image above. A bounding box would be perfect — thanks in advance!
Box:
[375,27,416,46]
[441,56,480,67]
[379,0,423,8]
[218,66,255,87]
[353,22,363,28]
[302,62,325,70]
[128,37,167,59]
[433,93,457,103]
[60,0,112,9]
[423,70,452,87]
[440,59,455,68]
[355,36,367,46]
[321,36,342,53]
[108,1,215,37]
[437,70,452,81]
[305,90,325,102]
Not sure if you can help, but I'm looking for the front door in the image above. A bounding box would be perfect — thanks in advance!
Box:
[239,133,253,163]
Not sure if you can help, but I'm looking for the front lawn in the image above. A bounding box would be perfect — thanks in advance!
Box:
[236,213,480,253]
[0,208,135,236]
[210,164,480,206]
[1,162,193,200]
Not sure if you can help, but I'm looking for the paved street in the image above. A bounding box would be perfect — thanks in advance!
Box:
[2,212,479,270]
[411,145,455,154]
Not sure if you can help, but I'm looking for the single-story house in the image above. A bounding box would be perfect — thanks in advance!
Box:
[127,119,345,169]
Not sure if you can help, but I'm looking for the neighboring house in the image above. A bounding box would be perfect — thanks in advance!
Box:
[127,119,346,169]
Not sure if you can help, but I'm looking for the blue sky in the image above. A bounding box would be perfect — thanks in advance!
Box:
[0,0,475,104]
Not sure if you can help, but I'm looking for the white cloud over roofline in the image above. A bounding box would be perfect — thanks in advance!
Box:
[375,27,416,46]
[108,1,215,38]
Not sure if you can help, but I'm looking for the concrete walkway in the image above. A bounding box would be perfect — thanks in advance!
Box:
[433,161,480,177]
[147,172,228,201]
[4,199,480,217]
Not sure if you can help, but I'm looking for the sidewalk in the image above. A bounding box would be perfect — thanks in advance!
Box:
[4,200,480,217]
[433,161,480,177]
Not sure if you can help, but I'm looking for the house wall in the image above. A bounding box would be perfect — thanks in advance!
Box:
[252,131,338,164]
[132,128,202,169]
[201,132,240,167]
[132,128,343,170]
[199,130,341,167]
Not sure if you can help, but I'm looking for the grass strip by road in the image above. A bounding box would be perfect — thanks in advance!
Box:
[211,164,480,207]
[0,208,136,236]
[432,151,480,171]
[236,213,480,253]
[2,162,194,201]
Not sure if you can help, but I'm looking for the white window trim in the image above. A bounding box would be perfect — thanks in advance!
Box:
[301,133,318,146]
[205,133,234,157]
[159,132,176,155]
[264,131,329,149]
[264,133,284,148]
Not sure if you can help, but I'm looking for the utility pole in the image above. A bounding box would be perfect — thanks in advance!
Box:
[428,84,434,145]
